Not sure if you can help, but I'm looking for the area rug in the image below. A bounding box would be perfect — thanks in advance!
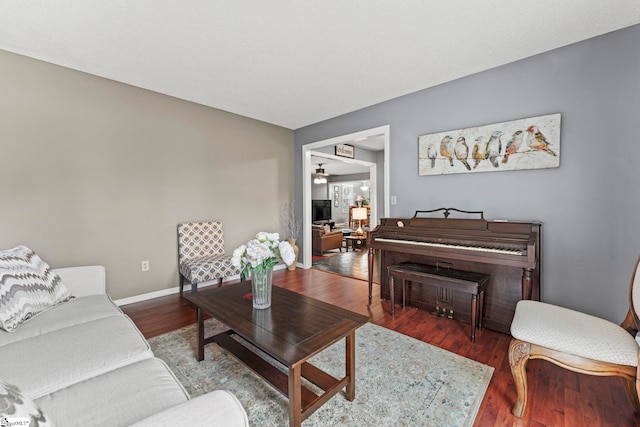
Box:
[149,319,493,426]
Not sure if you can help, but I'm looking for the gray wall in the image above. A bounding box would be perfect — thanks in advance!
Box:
[1,50,294,300]
[295,24,640,323]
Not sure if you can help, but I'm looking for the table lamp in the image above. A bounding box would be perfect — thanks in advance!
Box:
[352,207,368,236]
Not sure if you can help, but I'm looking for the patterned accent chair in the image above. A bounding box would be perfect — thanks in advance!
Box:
[177,221,241,294]
[509,255,640,418]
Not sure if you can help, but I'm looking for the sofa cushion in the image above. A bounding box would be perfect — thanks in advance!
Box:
[53,265,106,298]
[0,294,122,347]
[35,358,189,427]
[0,378,53,427]
[0,245,73,332]
[0,315,153,399]
[131,390,249,427]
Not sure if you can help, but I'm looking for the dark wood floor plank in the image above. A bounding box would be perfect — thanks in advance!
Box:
[121,268,640,427]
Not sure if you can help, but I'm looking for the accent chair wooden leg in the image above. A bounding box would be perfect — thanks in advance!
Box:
[179,275,185,295]
[218,278,223,287]
[623,376,640,413]
[625,357,640,413]
[191,281,198,293]
[509,339,531,418]
[637,355,640,412]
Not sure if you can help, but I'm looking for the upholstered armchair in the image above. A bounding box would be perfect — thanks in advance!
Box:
[311,224,344,255]
[177,221,241,294]
[509,255,640,417]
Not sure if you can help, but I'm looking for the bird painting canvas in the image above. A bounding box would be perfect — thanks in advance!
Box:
[418,113,561,176]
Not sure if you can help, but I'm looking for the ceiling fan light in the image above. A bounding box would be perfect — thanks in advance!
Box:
[313,163,328,184]
[313,174,327,184]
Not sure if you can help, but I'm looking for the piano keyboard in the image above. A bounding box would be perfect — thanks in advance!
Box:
[374,237,524,256]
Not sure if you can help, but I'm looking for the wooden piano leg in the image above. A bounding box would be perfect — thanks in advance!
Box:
[390,275,396,316]
[367,248,374,306]
[521,268,533,300]
[478,289,485,329]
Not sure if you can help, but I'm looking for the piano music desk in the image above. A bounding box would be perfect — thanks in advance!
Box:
[387,263,489,342]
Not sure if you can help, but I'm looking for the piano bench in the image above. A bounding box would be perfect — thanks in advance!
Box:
[387,263,489,342]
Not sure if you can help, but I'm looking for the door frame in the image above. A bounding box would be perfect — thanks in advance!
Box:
[302,125,390,268]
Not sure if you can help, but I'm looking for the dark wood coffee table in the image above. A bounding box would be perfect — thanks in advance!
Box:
[183,282,369,426]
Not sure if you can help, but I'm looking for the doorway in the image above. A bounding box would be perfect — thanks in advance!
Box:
[302,125,390,269]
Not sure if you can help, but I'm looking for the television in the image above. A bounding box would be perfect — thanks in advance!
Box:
[312,199,332,222]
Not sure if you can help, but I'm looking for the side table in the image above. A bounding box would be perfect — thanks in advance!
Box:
[344,235,367,251]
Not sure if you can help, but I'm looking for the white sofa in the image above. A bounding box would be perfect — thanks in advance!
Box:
[0,265,248,426]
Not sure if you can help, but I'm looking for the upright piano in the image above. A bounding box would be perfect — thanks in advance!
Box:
[367,208,541,333]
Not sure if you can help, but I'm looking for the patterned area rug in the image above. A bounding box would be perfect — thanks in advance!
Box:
[149,319,493,426]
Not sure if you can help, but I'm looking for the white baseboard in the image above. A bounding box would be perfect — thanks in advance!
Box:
[114,263,297,306]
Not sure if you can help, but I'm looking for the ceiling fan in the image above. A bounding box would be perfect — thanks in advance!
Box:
[313,163,328,184]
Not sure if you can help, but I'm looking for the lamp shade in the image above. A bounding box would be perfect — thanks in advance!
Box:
[352,207,368,220]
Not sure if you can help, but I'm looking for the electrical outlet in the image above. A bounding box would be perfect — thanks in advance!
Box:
[391,195,397,205]
[141,260,149,272]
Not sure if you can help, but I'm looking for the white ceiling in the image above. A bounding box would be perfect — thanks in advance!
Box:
[310,133,384,176]
[1,2,639,130]
[311,156,370,177]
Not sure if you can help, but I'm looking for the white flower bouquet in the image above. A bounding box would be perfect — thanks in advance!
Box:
[231,232,296,278]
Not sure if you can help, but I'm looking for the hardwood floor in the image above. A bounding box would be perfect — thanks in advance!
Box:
[122,268,640,427]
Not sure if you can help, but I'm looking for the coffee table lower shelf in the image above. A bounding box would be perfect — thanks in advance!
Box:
[212,330,354,424]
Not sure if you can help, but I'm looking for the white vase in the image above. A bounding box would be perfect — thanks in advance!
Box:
[251,266,273,309]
